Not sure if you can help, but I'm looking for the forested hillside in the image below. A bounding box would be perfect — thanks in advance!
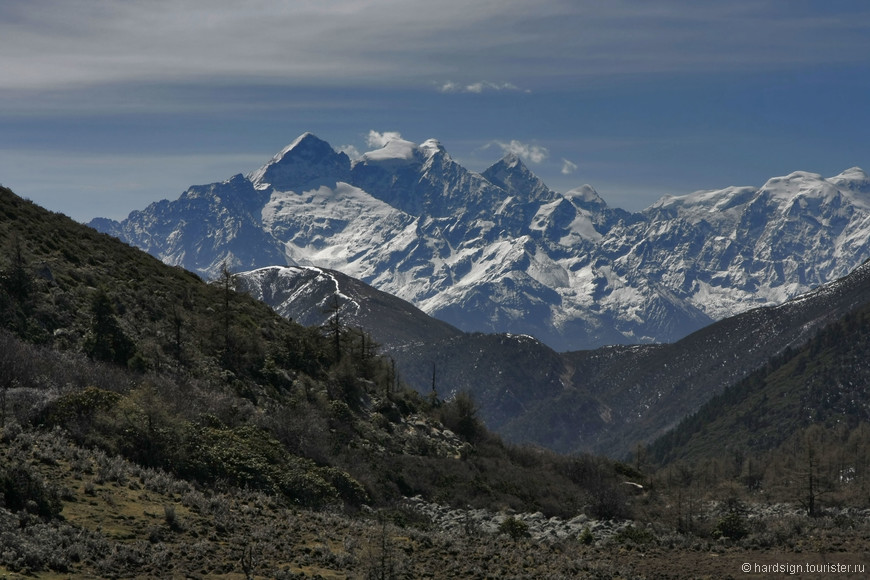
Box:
[647,300,870,518]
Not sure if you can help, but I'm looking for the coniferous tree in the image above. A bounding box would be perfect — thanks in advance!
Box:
[170,306,185,366]
[1,234,36,336]
[84,289,135,366]
[324,293,343,363]
[218,262,236,366]
[2,234,32,306]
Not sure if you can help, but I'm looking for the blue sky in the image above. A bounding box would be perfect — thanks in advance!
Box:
[2,0,870,221]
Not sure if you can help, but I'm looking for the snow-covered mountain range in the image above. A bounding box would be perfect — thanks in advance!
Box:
[90,133,870,351]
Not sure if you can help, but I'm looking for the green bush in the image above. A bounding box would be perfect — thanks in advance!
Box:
[319,466,369,506]
[438,391,482,443]
[43,386,121,427]
[0,462,63,519]
[178,423,366,508]
[714,511,748,541]
[277,468,338,507]
[498,516,530,540]
[612,525,656,545]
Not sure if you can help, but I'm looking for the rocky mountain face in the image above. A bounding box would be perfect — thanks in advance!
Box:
[91,132,870,351]
[234,265,462,348]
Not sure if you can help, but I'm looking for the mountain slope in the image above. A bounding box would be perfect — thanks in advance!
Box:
[90,133,870,351]
[1,183,637,519]
[235,264,463,347]
[621,168,870,319]
[93,173,284,276]
[7,187,870,577]
[3,183,672,576]
[507,258,870,458]
[233,265,568,432]
[648,300,870,467]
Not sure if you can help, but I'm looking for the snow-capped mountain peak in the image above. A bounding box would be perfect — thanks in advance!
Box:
[564,184,607,209]
[830,166,870,203]
[419,138,447,158]
[482,154,554,203]
[832,166,869,184]
[759,170,831,202]
[248,132,350,191]
[355,136,449,172]
[358,137,420,167]
[502,152,524,168]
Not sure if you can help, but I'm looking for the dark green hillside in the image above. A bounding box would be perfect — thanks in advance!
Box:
[498,258,870,459]
[651,306,870,463]
[0,185,307,379]
[647,301,870,515]
[394,332,569,429]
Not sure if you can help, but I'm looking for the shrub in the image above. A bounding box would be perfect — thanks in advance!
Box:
[319,466,369,506]
[438,391,482,443]
[42,386,121,430]
[498,516,530,540]
[277,468,338,508]
[0,461,63,519]
[163,504,182,531]
[713,511,748,541]
[612,525,656,545]
[586,480,630,520]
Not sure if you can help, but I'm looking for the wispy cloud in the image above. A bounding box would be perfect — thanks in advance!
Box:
[561,159,578,175]
[3,0,870,224]
[366,130,404,149]
[438,81,525,94]
[489,140,549,164]
[3,1,868,96]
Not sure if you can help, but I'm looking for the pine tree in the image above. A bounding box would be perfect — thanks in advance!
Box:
[84,289,135,366]
[324,294,343,363]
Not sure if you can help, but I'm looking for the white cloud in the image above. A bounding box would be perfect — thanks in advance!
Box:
[437,81,460,93]
[561,158,578,175]
[338,144,362,160]
[366,130,403,149]
[490,140,549,164]
[438,80,523,94]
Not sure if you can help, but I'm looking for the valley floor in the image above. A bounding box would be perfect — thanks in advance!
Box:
[2,429,870,579]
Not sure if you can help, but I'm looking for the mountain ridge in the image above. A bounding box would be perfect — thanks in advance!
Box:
[91,132,870,351]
